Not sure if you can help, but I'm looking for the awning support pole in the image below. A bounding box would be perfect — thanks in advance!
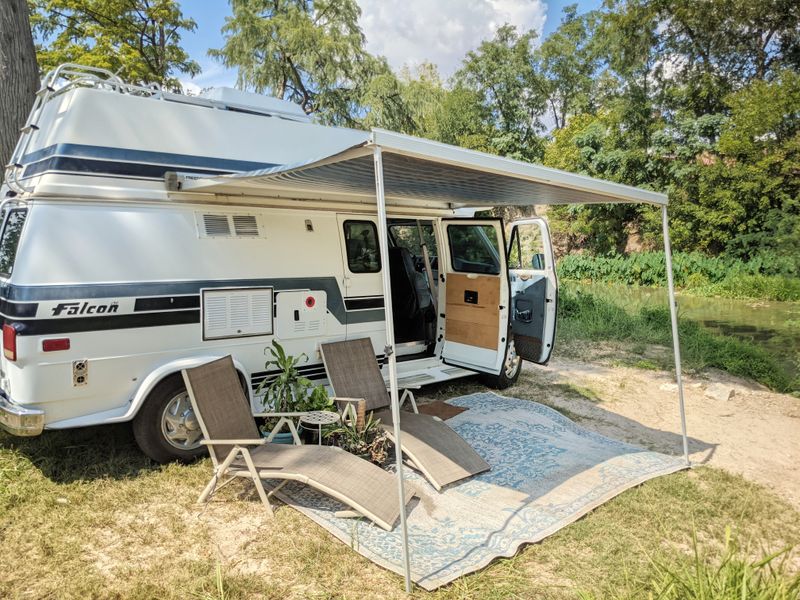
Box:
[373,146,412,593]
[661,205,690,466]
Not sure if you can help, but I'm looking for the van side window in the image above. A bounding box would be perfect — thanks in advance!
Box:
[344,220,381,273]
[447,224,501,275]
[0,209,28,278]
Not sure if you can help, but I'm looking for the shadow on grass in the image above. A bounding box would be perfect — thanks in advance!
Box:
[3,368,717,489]
[0,423,164,483]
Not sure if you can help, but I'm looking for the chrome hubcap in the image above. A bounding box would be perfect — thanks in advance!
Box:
[504,339,521,378]
[161,392,203,450]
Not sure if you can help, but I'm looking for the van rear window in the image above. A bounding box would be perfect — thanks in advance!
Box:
[0,208,28,278]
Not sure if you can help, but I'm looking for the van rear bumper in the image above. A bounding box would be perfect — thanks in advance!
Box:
[0,392,44,436]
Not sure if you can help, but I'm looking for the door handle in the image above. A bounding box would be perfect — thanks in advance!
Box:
[515,309,532,323]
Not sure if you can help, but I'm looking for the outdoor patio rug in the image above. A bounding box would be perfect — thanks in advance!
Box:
[270,392,688,590]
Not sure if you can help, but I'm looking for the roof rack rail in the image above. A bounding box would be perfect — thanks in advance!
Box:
[2,63,311,195]
[3,63,164,195]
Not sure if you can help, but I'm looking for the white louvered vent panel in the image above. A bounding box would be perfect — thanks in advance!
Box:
[228,295,250,328]
[202,288,274,340]
[251,292,273,329]
[204,296,229,335]
[233,215,260,237]
[202,214,231,237]
[196,213,265,239]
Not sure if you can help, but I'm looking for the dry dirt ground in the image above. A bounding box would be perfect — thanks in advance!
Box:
[514,355,800,509]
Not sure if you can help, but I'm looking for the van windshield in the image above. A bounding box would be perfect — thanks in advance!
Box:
[0,208,28,278]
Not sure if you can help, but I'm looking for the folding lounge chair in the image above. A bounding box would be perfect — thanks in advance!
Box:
[182,356,414,531]
[320,339,491,491]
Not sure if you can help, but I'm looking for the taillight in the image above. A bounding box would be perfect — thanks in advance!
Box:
[42,338,70,352]
[3,324,18,361]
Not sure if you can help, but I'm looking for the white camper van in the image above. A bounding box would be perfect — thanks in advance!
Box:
[0,65,560,462]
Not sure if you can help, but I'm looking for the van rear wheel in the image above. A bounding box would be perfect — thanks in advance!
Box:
[480,338,522,390]
[132,374,206,463]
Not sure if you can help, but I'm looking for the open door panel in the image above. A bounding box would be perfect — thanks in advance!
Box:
[440,219,509,375]
[507,217,557,364]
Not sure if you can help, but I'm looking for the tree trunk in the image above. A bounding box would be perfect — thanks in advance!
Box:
[0,0,38,186]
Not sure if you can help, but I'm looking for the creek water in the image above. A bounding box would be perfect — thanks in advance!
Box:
[574,282,800,384]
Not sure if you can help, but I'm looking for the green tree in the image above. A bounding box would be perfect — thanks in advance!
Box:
[536,5,600,129]
[361,63,446,136]
[29,0,199,91]
[211,0,384,125]
[653,0,800,117]
[453,24,548,162]
[543,112,657,254]
[669,70,800,272]
[543,0,800,265]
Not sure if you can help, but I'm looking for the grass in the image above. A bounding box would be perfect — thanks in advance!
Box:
[2,374,799,599]
[556,252,800,302]
[690,274,800,303]
[580,528,800,599]
[552,382,603,403]
[556,285,799,394]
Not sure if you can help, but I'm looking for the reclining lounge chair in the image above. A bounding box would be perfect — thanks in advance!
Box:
[320,338,491,491]
[182,356,414,531]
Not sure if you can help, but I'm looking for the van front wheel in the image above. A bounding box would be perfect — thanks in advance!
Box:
[479,338,522,390]
[132,374,206,463]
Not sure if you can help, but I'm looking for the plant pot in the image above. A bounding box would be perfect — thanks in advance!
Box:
[269,431,296,445]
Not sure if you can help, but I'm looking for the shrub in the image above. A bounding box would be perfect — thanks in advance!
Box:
[556,252,800,301]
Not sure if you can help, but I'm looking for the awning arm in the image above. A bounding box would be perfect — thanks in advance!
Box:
[374,146,413,592]
[662,206,690,466]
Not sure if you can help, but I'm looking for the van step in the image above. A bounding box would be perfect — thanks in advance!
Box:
[397,373,437,387]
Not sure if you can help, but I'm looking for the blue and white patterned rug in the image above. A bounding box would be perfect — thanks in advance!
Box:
[271,392,687,590]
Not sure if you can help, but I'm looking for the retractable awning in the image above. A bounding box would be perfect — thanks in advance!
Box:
[178,127,682,594]
[177,128,668,208]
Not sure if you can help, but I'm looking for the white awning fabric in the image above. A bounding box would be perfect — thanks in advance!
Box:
[178,129,668,208]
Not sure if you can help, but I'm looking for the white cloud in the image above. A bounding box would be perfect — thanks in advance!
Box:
[356,0,546,78]
[184,60,238,92]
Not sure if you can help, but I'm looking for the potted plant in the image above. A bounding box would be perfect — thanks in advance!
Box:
[255,340,334,443]
[324,413,390,466]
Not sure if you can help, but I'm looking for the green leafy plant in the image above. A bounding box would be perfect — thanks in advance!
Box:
[255,341,333,429]
[555,252,800,302]
[325,414,389,466]
[580,528,800,600]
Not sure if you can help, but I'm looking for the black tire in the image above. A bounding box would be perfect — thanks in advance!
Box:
[132,374,207,464]
[479,337,523,390]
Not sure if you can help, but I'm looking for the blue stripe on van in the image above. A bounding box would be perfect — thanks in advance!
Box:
[0,277,385,334]
[20,143,279,173]
[22,157,234,180]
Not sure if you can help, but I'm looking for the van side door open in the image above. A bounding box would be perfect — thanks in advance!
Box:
[440,219,509,375]
[507,218,558,364]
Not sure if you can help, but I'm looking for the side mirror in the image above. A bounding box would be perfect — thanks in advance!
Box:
[531,253,545,270]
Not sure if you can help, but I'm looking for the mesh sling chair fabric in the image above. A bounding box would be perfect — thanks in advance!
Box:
[182,356,414,531]
[320,338,491,491]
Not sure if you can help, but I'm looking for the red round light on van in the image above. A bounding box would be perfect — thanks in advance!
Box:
[305,296,315,308]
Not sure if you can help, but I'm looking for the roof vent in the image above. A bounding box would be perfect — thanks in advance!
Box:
[198,87,311,122]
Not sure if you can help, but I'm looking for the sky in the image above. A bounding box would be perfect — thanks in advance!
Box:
[180,0,601,92]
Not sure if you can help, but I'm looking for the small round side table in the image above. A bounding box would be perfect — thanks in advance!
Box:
[299,411,341,445]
